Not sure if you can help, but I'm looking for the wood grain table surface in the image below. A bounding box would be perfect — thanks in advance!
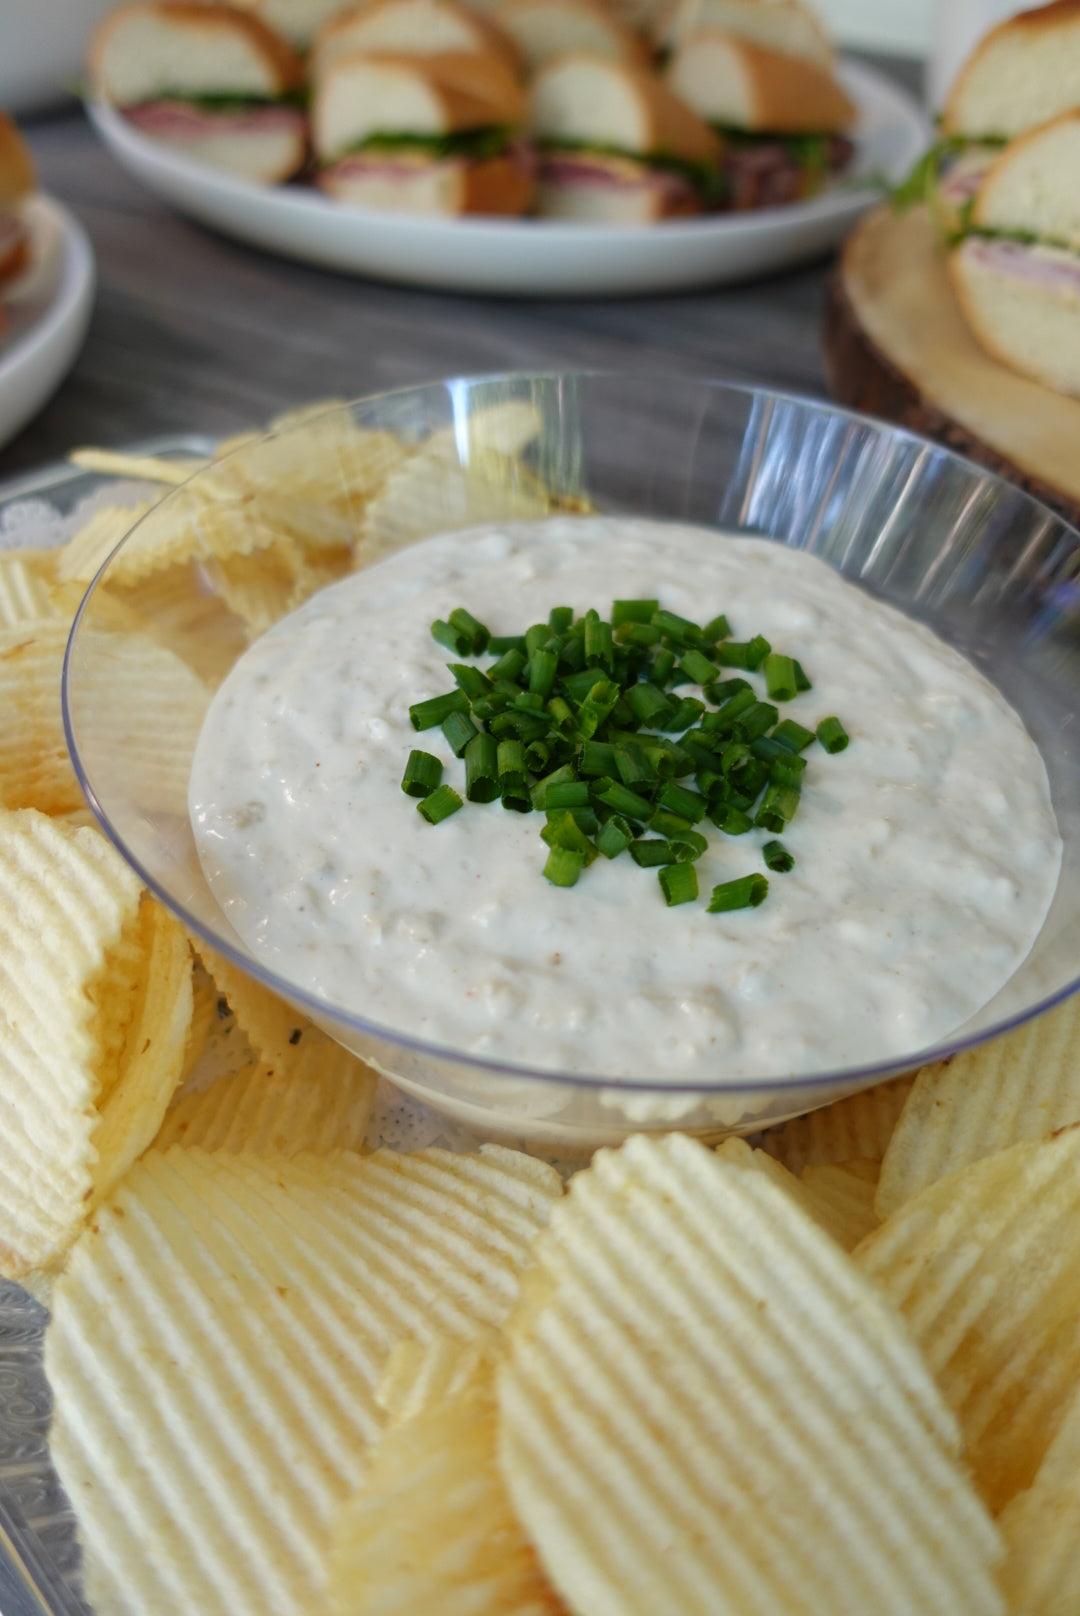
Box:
[1,55,921,480]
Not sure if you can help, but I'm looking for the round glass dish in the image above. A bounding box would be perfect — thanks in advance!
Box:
[63,374,1080,1147]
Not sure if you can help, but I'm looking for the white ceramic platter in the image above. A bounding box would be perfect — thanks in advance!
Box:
[87,60,928,298]
[0,197,95,451]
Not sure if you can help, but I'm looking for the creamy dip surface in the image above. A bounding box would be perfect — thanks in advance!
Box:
[189,517,1062,1085]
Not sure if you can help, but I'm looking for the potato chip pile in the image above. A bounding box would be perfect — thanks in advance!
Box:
[3,402,1080,1612]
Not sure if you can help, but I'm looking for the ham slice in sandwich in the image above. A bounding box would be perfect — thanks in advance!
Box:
[88,1,307,185]
[313,51,535,214]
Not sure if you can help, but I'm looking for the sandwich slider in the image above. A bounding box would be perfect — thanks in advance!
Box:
[313,51,534,214]
[0,113,35,291]
[948,110,1080,399]
[494,0,651,75]
[897,0,1080,233]
[530,54,722,222]
[88,1,307,185]
[666,31,856,208]
[661,0,833,67]
[313,0,521,76]
[225,0,357,52]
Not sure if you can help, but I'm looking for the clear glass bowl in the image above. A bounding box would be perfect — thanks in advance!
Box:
[62,374,1080,1147]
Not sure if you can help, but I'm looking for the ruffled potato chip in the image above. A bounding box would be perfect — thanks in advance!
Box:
[759,1074,915,1174]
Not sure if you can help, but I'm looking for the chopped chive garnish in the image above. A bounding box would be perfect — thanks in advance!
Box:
[576,680,620,738]
[401,750,442,798]
[525,739,550,773]
[773,719,816,753]
[442,709,479,758]
[464,732,499,803]
[543,846,585,887]
[594,779,654,822]
[613,599,659,625]
[715,634,771,670]
[763,653,798,703]
[431,618,472,656]
[584,613,614,671]
[793,659,812,692]
[615,743,656,788]
[530,764,577,810]
[707,687,756,733]
[488,646,526,683]
[528,649,558,698]
[409,690,470,731]
[449,663,492,700]
[549,605,574,633]
[652,609,702,646]
[626,683,674,727]
[417,783,463,825]
[616,620,663,647]
[547,695,575,737]
[579,740,618,776]
[770,754,807,791]
[763,839,795,873]
[545,781,590,810]
[702,613,731,643]
[710,804,754,835]
[708,874,768,912]
[448,607,489,653]
[659,862,699,906]
[541,810,598,865]
[671,829,708,862]
[650,809,693,838]
[817,717,850,753]
[649,647,677,686]
[487,634,525,655]
[597,814,634,859]
[755,784,801,835]
[679,648,720,686]
[657,781,707,823]
[525,623,550,657]
[629,839,678,868]
[664,697,706,734]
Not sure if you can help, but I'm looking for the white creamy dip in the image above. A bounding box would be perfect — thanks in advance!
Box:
[189,517,1061,1085]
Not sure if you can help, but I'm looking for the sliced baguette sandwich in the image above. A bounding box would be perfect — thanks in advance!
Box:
[897,0,1080,235]
[494,0,651,75]
[0,113,35,291]
[530,53,721,222]
[88,2,307,185]
[666,30,854,208]
[227,0,356,52]
[661,0,833,67]
[313,51,534,214]
[948,110,1080,398]
[314,0,521,76]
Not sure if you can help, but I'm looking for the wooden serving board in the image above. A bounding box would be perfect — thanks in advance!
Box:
[822,203,1080,530]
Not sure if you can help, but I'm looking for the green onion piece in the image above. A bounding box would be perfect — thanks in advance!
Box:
[486,634,526,655]
[671,829,708,863]
[525,623,550,657]
[740,702,780,743]
[715,634,771,670]
[584,617,614,673]
[548,605,574,633]
[755,784,801,835]
[735,757,769,800]
[616,620,663,648]
[596,815,633,859]
[773,718,816,753]
[615,744,656,788]
[579,740,618,777]
[629,839,678,868]
[401,750,442,799]
[545,781,590,810]
[416,784,463,825]
[497,738,527,782]
[763,839,795,873]
[642,744,678,779]
[488,646,526,683]
[409,690,470,731]
[663,697,705,733]
[659,863,699,905]
[749,736,789,766]
[593,779,654,822]
[464,732,499,803]
[652,608,702,646]
[547,696,576,737]
[706,687,756,734]
[528,649,558,699]
[707,874,768,912]
[612,599,659,626]
[541,810,598,865]
[561,666,607,704]
[431,618,472,656]
[512,690,545,712]
[679,648,720,686]
[657,781,707,823]
[470,694,502,722]
[568,805,600,836]
[626,683,674,727]
[649,647,677,687]
[695,768,725,799]
[576,679,620,739]
[817,716,850,754]
[500,712,550,743]
[530,764,577,810]
[448,663,492,699]
[560,633,586,672]
[447,607,489,654]
[721,741,754,777]
[701,613,732,643]
[710,804,755,835]
[525,739,550,774]
[543,846,585,888]
[763,653,798,703]
[770,754,807,791]
[793,659,812,692]
[703,676,753,709]
[441,709,479,757]
[650,809,693,839]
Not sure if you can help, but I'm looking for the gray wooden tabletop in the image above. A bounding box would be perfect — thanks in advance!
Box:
[1,55,921,480]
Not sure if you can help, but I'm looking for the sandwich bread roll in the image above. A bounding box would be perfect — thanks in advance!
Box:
[0,113,35,288]
[948,110,1080,398]
[662,0,833,67]
[88,2,307,184]
[228,0,356,51]
[313,51,534,214]
[314,0,521,75]
[530,53,721,222]
[943,0,1080,141]
[495,0,651,74]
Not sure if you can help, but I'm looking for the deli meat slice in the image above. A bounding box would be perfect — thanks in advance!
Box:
[960,235,1080,299]
[125,101,305,138]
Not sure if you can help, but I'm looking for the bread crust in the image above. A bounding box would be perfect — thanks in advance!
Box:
[320,48,527,133]
[88,1,306,97]
[0,113,36,210]
[0,226,29,287]
[496,0,652,70]
[315,0,522,76]
[319,148,534,212]
[532,55,720,164]
[668,31,855,132]
[970,107,1080,230]
[943,0,1080,135]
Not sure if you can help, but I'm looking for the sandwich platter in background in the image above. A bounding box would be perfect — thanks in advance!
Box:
[88,59,926,296]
